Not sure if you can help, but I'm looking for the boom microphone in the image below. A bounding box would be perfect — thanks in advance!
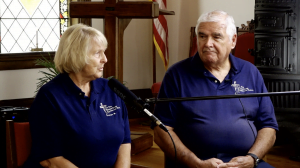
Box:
[108,78,168,132]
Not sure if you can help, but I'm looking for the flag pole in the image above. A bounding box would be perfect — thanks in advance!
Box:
[152,18,156,84]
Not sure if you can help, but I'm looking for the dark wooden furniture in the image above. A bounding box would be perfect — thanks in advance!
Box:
[233,32,255,64]
[74,0,92,26]
[236,20,255,36]
[231,20,255,58]
[0,52,55,71]
[6,120,31,168]
[130,119,164,168]
[130,163,150,168]
[131,131,153,155]
[151,82,161,98]
[189,27,197,57]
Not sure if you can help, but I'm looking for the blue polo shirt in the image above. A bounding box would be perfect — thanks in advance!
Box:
[24,73,131,168]
[155,53,278,165]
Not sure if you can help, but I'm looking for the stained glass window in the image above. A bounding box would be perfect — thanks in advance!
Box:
[0,0,69,53]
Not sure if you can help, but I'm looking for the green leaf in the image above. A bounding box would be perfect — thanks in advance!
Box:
[35,54,59,95]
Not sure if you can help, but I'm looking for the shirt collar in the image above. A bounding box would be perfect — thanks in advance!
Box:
[59,73,81,96]
[191,52,241,75]
[228,53,241,74]
[59,73,103,97]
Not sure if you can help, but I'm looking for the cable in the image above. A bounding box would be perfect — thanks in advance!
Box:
[239,98,256,139]
[166,130,177,168]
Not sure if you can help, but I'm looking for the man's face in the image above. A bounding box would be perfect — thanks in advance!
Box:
[197,21,236,67]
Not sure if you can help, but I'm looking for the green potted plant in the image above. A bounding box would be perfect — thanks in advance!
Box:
[35,55,59,94]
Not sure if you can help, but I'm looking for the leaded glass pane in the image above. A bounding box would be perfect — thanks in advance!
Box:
[17,8,31,18]
[31,9,43,18]
[0,0,69,53]
[11,1,23,17]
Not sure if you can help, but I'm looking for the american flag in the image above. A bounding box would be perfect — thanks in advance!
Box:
[153,0,169,70]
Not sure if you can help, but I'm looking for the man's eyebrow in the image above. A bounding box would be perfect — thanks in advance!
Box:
[212,32,223,37]
[198,32,206,35]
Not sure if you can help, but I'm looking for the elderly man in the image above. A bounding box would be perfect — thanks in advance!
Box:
[153,10,278,168]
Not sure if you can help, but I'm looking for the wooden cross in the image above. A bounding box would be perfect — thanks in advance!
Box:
[70,0,174,82]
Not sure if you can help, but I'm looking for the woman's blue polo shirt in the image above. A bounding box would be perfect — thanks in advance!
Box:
[155,53,278,165]
[24,73,131,168]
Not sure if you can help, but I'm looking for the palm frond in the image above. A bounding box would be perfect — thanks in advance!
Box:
[35,54,59,95]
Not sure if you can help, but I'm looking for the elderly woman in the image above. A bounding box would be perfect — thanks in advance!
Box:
[24,24,131,168]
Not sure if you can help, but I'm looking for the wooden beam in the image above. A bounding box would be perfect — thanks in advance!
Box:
[159,9,175,15]
[118,18,132,82]
[70,2,159,18]
[103,16,117,78]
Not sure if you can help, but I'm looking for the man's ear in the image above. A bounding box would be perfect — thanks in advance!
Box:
[231,34,237,48]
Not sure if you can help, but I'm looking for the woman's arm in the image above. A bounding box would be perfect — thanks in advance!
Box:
[114,143,131,168]
[40,156,78,168]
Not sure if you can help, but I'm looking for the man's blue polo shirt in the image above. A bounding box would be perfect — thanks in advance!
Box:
[24,73,131,168]
[155,53,278,162]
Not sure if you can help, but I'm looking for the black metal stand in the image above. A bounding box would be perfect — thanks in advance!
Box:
[146,91,300,103]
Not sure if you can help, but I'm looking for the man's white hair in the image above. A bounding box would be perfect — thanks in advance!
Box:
[195,10,236,41]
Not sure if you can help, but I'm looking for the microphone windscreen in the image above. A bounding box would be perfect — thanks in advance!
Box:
[108,78,168,132]
[108,78,138,105]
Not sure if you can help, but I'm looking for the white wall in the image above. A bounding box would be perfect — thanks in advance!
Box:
[0,69,46,100]
[0,0,254,100]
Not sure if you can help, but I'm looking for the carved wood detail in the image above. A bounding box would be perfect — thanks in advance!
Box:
[237,20,255,36]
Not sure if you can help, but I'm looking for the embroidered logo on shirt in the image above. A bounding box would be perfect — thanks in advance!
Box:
[231,81,254,95]
[100,103,120,116]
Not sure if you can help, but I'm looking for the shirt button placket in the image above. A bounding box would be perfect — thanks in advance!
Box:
[86,104,90,112]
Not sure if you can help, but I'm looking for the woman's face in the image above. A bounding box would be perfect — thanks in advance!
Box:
[81,39,107,80]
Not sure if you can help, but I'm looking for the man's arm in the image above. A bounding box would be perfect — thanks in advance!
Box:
[154,126,229,168]
[40,156,78,168]
[219,127,276,168]
[249,127,276,159]
[114,143,131,168]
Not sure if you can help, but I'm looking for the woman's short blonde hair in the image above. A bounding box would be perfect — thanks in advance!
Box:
[54,24,108,73]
